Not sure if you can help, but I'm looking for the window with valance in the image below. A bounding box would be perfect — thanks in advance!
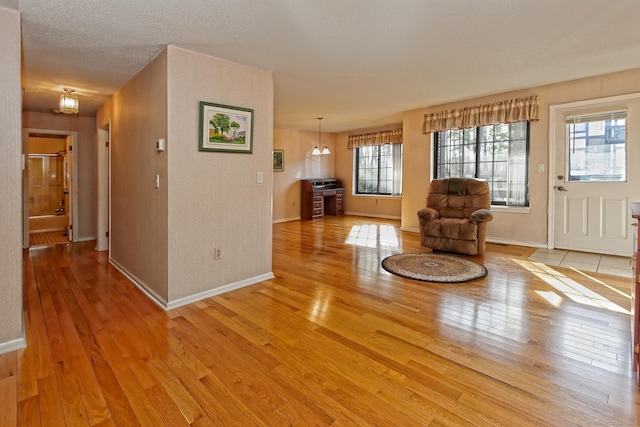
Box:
[426,96,539,207]
[422,96,539,133]
[348,128,403,149]
[348,128,403,196]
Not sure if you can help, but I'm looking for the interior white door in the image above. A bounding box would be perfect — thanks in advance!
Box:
[96,125,110,251]
[552,96,640,257]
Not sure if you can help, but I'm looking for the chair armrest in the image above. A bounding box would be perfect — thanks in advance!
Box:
[417,208,440,221]
[470,209,493,224]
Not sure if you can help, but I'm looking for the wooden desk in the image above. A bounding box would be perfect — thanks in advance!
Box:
[631,202,640,384]
[301,178,344,220]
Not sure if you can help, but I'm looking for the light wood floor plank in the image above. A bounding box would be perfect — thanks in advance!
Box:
[36,374,66,427]
[0,375,17,427]
[57,312,111,425]
[0,216,638,426]
[52,359,90,426]
[144,357,207,424]
[16,395,41,427]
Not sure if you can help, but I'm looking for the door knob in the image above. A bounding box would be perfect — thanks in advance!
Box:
[554,185,567,191]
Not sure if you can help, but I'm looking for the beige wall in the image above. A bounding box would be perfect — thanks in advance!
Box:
[23,112,98,241]
[0,6,23,351]
[97,46,274,307]
[97,50,170,301]
[166,46,274,302]
[273,128,336,222]
[402,67,640,246]
[28,136,66,154]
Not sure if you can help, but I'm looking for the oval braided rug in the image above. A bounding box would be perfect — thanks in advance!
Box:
[381,253,487,283]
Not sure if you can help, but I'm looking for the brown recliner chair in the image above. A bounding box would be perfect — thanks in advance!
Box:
[417,178,493,255]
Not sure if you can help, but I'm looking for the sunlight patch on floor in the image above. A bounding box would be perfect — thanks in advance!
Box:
[528,248,632,278]
[345,224,399,249]
[513,259,630,315]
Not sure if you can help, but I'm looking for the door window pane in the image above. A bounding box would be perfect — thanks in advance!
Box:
[567,114,626,181]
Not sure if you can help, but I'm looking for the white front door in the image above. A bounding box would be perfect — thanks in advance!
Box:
[551,94,640,257]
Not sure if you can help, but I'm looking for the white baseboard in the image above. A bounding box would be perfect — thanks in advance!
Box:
[166,272,275,311]
[109,258,169,310]
[485,237,547,249]
[273,217,300,224]
[275,213,403,223]
[78,235,97,242]
[0,336,26,355]
[0,314,27,355]
[109,258,275,312]
[399,229,546,249]
[345,212,401,220]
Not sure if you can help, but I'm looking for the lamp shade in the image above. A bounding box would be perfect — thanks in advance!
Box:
[312,117,329,155]
[60,89,79,114]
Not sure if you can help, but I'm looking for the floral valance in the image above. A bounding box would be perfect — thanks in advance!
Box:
[347,128,403,149]
[422,95,539,133]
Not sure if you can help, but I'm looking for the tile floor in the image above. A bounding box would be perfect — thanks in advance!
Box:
[528,248,633,278]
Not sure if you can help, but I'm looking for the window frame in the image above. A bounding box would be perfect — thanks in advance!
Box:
[354,144,402,196]
[433,122,531,207]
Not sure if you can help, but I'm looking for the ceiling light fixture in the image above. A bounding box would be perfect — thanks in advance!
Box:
[312,117,330,155]
[59,88,79,114]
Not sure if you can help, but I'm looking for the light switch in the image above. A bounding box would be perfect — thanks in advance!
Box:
[156,138,166,151]
[257,172,264,183]
[537,163,545,172]
[155,174,160,188]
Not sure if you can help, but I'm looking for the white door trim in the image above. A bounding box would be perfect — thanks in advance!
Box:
[548,92,640,251]
[96,120,111,252]
[23,128,79,244]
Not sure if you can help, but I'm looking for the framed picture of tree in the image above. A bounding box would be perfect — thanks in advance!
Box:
[199,101,254,153]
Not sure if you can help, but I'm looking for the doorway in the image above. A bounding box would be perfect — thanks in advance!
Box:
[549,93,640,256]
[96,122,110,252]
[23,129,78,247]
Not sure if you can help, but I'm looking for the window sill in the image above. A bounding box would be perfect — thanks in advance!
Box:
[352,194,402,199]
[490,205,530,214]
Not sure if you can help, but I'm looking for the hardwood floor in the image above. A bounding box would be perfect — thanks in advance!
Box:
[29,231,69,247]
[1,216,639,426]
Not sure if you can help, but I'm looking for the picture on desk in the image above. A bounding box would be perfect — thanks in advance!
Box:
[273,149,284,172]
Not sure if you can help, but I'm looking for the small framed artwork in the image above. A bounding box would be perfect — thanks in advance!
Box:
[199,101,254,153]
[273,149,284,172]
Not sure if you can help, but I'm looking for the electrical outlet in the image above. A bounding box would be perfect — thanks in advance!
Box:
[214,248,222,260]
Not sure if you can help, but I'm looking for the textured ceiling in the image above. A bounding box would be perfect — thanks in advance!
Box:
[8,0,640,132]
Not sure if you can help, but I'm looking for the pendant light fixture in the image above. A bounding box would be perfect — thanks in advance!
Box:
[59,88,79,114]
[312,117,330,155]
